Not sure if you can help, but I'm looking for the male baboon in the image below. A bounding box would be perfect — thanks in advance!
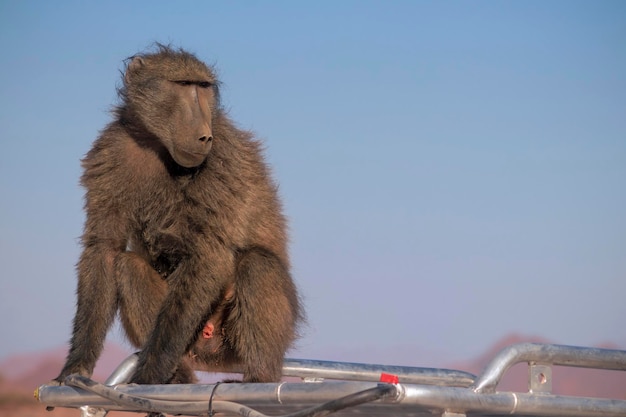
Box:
[54,45,302,384]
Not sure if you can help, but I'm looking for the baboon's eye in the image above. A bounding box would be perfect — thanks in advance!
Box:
[175,80,192,86]
[198,81,213,89]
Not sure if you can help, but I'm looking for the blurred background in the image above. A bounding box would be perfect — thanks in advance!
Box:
[1,1,624,375]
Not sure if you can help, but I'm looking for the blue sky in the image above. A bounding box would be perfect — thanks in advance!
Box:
[1,1,624,366]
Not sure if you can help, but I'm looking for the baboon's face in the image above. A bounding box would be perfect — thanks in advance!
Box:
[159,80,215,168]
[125,55,218,168]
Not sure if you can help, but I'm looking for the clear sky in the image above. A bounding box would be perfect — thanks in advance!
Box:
[1,1,624,366]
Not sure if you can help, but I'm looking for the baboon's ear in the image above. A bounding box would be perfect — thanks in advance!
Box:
[125,56,145,85]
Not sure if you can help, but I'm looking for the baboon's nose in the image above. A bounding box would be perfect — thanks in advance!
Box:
[199,135,213,143]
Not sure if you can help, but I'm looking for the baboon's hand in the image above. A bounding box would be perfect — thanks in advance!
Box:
[52,365,92,386]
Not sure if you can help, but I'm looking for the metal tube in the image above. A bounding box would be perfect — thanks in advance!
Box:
[64,375,400,417]
[193,357,477,387]
[282,358,476,387]
[402,385,626,417]
[103,353,139,385]
[35,344,626,417]
[37,380,626,417]
[36,381,382,408]
[472,343,626,393]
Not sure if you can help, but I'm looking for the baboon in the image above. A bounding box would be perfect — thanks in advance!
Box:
[53,45,302,385]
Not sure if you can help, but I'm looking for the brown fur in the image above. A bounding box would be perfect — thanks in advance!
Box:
[54,45,302,384]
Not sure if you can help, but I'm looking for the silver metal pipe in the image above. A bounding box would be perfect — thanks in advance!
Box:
[402,384,626,417]
[103,353,139,385]
[100,354,439,386]
[36,381,381,408]
[76,353,140,417]
[35,343,626,417]
[66,375,400,417]
[282,358,476,387]
[472,343,626,393]
[37,380,626,417]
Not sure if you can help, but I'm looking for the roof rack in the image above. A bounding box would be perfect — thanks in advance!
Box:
[36,342,626,417]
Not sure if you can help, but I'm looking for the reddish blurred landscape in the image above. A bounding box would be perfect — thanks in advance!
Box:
[1,334,624,417]
[0,343,135,417]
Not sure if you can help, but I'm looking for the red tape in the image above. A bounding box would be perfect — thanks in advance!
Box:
[379,372,399,384]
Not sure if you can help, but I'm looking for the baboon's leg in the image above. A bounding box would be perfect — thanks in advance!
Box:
[115,252,168,348]
[54,247,120,383]
[115,252,198,383]
[227,248,298,382]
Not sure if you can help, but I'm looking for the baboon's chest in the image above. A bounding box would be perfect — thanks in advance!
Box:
[135,183,238,271]
[138,199,201,252]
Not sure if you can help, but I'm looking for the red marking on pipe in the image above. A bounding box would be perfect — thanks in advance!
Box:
[379,372,399,384]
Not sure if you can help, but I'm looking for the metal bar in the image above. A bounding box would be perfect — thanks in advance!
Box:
[103,353,138,385]
[65,375,400,417]
[76,353,140,417]
[402,385,626,417]
[99,354,476,387]
[472,343,626,393]
[37,380,626,417]
[36,381,382,408]
[35,343,626,417]
[282,358,476,387]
